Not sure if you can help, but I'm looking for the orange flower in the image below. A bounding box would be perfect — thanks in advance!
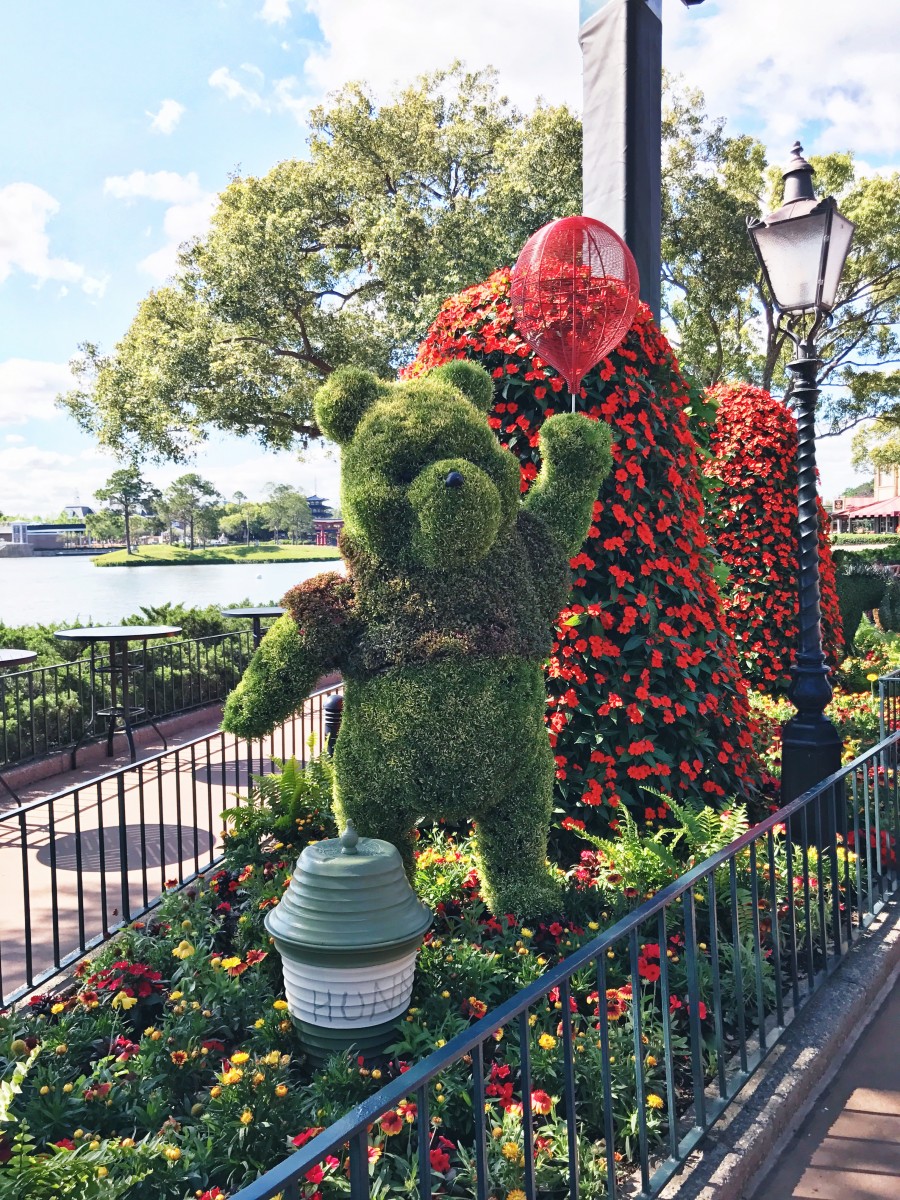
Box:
[380,1111,404,1136]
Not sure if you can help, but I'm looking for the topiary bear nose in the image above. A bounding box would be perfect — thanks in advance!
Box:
[445,470,464,489]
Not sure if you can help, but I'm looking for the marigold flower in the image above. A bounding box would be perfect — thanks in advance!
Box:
[647,1093,664,1110]
[538,1033,556,1050]
[240,1109,253,1125]
[501,1141,520,1161]
[111,991,138,1011]
[230,1052,250,1065]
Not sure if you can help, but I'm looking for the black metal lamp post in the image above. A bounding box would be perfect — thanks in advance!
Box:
[747,142,855,804]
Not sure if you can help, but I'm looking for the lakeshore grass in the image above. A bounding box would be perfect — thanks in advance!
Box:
[92,543,342,567]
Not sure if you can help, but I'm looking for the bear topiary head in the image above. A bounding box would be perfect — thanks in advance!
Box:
[314,362,519,569]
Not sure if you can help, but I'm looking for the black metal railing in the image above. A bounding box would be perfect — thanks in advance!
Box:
[230,732,900,1200]
[0,631,255,768]
[0,682,342,1009]
[878,668,900,741]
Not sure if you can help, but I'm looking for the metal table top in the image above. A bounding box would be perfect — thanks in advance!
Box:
[220,607,285,619]
[54,625,182,643]
[0,648,38,669]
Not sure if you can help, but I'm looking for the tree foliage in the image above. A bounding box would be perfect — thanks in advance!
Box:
[61,65,580,463]
[61,67,900,460]
[161,474,221,550]
[93,465,160,555]
[662,75,900,434]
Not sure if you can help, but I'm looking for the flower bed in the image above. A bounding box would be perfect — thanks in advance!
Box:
[0,755,838,1199]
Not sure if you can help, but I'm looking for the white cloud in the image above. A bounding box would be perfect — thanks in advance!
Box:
[103,171,217,281]
[138,194,218,280]
[103,170,204,205]
[0,443,113,518]
[299,0,580,111]
[0,183,106,295]
[259,0,293,25]
[208,65,269,110]
[147,98,186,135]
[273,75,312,124]
[0,359,74,427]
[4,434,26,445]
[663,2,900,160]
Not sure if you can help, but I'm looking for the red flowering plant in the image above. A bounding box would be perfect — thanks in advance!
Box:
[704,382,844,694]
[408,268,761,832]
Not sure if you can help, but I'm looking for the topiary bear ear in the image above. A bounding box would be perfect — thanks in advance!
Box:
[428,361,495,413]
[314,367,386,445]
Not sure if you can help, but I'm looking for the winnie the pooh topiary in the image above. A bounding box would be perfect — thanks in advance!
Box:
[223,361,611,916]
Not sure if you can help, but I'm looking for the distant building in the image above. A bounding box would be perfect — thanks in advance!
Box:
[831,465,900,534]
[0,521,88,551]
[306,494,332,520]
[63,504,94,519]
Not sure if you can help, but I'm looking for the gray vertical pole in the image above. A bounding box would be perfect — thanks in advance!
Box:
[580,0,662,321]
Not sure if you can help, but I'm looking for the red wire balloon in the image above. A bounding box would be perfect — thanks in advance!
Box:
[510,215,640,400]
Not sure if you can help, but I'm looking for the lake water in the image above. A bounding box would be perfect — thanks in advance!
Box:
[0,556,344,627]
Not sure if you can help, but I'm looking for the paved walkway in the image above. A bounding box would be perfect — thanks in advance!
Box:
[761,982,900,1199]
[0,688,338,1005]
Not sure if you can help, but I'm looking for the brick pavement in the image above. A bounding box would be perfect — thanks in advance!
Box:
[760,984,900,1199]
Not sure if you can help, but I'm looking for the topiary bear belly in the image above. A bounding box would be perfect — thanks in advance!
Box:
[334,657,553,821]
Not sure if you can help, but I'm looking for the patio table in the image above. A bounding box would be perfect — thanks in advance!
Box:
[220,606,285,648]
[54,625,181,765]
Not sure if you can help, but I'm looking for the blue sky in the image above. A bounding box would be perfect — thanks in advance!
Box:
[1,0,897,516]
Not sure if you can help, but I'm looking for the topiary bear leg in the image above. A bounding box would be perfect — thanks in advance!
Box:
[474,750,561,919]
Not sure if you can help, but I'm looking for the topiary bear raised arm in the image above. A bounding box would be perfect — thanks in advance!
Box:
[222,361,611,916]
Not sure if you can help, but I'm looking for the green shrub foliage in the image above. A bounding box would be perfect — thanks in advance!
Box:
[409,270,761,830]
[834,562,888,648]
[223,363,612,916]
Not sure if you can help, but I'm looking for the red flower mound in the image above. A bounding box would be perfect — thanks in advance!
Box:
[409,268,761,828]
[705,382,844,693]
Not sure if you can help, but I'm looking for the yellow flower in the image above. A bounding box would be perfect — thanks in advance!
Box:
[172,940,195,960]
[507,1191,527,1200]
[111,991,138,1011]
[122,1138,135,1148]
[273,1000,289,1011]
[97,1167,108,1179]
[89,1140,100,1150]
[221,956,242,970]
[169,990,183,1001]
[501,1141,520,1161]
[252,1072,265,1086]
[588,921,599,931]
[264,1051,281,1066]
[39,1085,50,1096]
[538,1033,556,1051]
[164,1146,181,1161]
[492,1126,503,1139]
[275,1084,288,1098]
[240,1109,253,1125]
[63,1083,74,1094]
[646,1093,664,1110]
[254,1018,265,1029]
[521,928,533,939]
[210,1086,222,1099]
[51,1002,65,1015]
[222,1068,244,1085]
[56,1043,68,1054]
[867,672,879,682]
[646,1055,658,1067]
[231,1052,250,1065]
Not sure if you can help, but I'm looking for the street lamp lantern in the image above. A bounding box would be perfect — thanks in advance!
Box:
[747,142,855,807]
[748,142,855,315]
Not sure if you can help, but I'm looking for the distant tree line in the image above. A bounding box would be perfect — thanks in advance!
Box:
[84,465,324,555]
